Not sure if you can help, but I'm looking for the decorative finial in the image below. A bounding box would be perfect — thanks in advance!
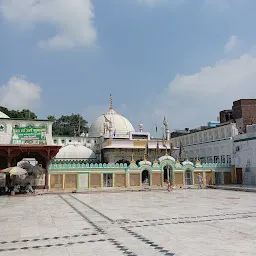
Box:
[131,153,135,163]
[110,94,113,109]
[186,153,188,161]
[196,155,200,164]
[176,158,180,164]
[144,152,147,161]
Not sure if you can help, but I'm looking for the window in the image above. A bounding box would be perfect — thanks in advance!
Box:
[61,140,65,144]
[200,157,206,164]
[53,139,57,144]
[207,156,213,163]
[221,155,226,163]
[69,140,72,142]
[227,155,231,164]
[214,156,220,163]
[185,170,193,185]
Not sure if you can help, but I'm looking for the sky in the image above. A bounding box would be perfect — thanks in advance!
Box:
[0,0,256,136]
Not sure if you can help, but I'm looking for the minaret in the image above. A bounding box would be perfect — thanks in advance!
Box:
[163,116,170,140]
[139,123,143,132]
[110,94,113,109]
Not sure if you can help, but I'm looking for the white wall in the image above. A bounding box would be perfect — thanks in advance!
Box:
[233,132,256,185]
[170,123,238,164]
[0,119,53,145]
[52,136,96,149]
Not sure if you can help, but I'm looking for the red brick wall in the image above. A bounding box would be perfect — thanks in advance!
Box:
[233,99,256,131]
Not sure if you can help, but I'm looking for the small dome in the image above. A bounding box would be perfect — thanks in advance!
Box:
[138,160,151,167]
[182,160,194,166]
[159,155,176,163]
[55,144,96,159]
[88,95,135,137]
[0,111,10,119]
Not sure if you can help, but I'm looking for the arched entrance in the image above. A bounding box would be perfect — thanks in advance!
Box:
[142,169,150,186]
[163,165,173,184]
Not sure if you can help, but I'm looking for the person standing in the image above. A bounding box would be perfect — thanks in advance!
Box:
[167,179,172,192]
[197,173,203,189]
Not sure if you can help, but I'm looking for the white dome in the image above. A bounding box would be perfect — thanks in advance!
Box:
[55,144,96,159]
[88,102,135,137]
[0,111,10,119]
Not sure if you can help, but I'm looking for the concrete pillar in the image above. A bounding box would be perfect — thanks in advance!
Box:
[203,172,206,187]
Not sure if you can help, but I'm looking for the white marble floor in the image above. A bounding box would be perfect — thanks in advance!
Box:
[0,189,255,256]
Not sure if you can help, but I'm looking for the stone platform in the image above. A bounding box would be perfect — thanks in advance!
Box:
[0,189,255,256]
[208,184,256,193]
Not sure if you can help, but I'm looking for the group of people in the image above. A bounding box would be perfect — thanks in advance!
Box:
[166,173,203,192]
[10,182,34,194]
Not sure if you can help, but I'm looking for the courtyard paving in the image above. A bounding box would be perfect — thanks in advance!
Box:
[0,189,255,256]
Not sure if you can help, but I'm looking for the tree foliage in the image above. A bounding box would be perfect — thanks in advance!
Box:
[49,114,88,136]
[0,106,37,119]
[0,106,88,136]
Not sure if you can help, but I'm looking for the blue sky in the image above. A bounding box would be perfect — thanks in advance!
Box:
[0,0,256,134]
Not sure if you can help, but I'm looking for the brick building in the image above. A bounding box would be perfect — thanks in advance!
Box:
[232,99,256,134]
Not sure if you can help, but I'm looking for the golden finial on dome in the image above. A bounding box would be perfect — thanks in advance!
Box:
[186,153,189,161]
[143,152,147,161]
[110,94,113,109]
[176,158,180,164]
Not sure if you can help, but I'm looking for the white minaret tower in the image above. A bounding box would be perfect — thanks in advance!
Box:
[139,123,143,132]
[163,116,170,140]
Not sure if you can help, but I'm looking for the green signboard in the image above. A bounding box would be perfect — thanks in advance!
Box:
[12,126,47,145]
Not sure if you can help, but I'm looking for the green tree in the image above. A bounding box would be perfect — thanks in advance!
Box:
[0,106,37,119]
[47,115,56,121]
[52,114,88,136]
[19,109,37,119]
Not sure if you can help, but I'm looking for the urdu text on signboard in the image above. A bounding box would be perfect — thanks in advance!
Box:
[12,126,47,145]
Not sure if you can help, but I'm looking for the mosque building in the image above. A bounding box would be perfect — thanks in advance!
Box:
[0,95,236,191]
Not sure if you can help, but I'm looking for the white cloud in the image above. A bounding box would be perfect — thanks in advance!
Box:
[0,0,96,49]
[224,35,239,53]
[153,52,256,131]
[0,76,41,110]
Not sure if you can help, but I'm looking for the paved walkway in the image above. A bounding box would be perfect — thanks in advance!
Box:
[0,189,255,256]
[208,184,256,193]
